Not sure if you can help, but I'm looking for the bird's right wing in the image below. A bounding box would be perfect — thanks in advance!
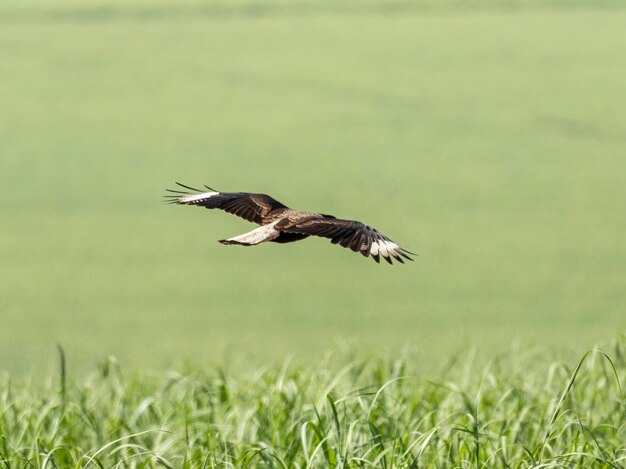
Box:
[165,183,288,225]
[277,216,414,264]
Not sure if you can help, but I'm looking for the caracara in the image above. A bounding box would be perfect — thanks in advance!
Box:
[165,183,414,264]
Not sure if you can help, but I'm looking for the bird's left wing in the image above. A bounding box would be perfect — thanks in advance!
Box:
[165,183,288,225]
[277,216,414,264]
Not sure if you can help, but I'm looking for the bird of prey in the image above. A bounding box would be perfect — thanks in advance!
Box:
[165,183,415,264]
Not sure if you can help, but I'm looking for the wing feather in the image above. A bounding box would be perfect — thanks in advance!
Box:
[165,183,288,225]
[279,216,414,264]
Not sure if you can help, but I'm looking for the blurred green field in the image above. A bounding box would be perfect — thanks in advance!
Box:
[1,1,625,374]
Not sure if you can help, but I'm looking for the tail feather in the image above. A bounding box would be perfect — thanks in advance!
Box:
[218,239,253,246]
[218,222,280,246]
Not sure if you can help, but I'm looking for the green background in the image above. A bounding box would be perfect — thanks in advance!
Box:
[1,0,625,374]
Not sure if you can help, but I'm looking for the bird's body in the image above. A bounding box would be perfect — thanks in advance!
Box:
[165,183,414,264]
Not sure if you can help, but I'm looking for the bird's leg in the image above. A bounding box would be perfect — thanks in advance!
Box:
[218,222,279,246]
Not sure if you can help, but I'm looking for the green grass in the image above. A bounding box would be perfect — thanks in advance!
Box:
[1,1,626,373]
[2,337,625,467]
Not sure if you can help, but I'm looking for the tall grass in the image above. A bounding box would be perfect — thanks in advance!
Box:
[1,337,625,467]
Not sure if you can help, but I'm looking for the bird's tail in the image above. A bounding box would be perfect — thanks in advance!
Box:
[218,222,280,246]
[218,239,254,246]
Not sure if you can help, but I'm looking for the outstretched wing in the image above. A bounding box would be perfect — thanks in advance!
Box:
[165,183,288,225]
[277,216,414,264]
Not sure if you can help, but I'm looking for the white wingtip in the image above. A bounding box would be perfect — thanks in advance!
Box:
[179,191,219,203]
[370,239,398,258]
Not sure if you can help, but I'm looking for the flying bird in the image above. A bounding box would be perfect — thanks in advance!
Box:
[165,183,415,264]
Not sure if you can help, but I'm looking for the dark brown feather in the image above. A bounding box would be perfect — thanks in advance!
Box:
[169,184,288,225]
[278,216,413,264]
